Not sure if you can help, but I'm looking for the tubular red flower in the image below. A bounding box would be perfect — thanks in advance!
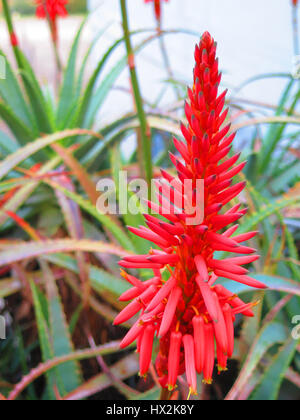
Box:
[212,292,228,355]
[36,0,68,21]
[120,319,145,349]
[167,331,182,391]
[114,285,157,326]
[183,335,197,395]
[145,275,177,313]
[223,303,234,358]
[203,323,215,385]
[158,287,182,337]
[144,0,169,22]
[116,31,265,394]
[140,325,156,376]
[192,316,205,374]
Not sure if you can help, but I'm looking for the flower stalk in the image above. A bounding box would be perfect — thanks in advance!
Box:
[120,0,153,188]
[1,0,23,69]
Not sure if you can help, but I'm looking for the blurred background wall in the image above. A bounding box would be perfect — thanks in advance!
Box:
[86,0,297,131]
[0,0,298,122]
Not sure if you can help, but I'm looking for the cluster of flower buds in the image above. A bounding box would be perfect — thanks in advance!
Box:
[115,31,266,395]
[36,0,68,42]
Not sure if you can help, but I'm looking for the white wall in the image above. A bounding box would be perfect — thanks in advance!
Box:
[88,0,297,123]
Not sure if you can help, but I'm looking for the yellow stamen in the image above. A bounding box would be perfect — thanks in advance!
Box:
[202,378,213,385]
[166,265,173,276]
[191,305,199,316]
[120,269,128,279]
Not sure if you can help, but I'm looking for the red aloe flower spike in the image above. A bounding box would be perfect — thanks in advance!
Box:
[116,31,265,392]
[183,335,197,396]
[168,331,182,391]
[140,325,156,377]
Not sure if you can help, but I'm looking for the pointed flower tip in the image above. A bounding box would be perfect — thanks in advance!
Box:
[217,365,228,373]
[189,387,198,397]
[202,378,213,385]
[168,384,177,392]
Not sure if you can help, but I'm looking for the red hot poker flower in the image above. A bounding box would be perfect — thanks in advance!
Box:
[116,31,266,395]
[36,0,68,21]
[144,0,169,22]
[292,0,298,6]
[36,0,68,42]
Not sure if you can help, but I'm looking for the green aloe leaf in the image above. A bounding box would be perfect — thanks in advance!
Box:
[0,102,34,146]
[43,253,128,299]
[64,353,139,400]
[226,321,288,400]
[17,50,53,133]
[56,20,86,128]
[250,338,299,400]
[0,129,98,181]
[0,52,34,129]
[236,196,300,235]
[30,281,57,400]
[0,239,129,267]
[45,181,136,252]
[41,260,82,394]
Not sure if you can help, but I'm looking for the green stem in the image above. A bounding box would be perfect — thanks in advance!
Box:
[120,0,152,187]
[43,4,63,89]
[157,23,181,100]
[1,0,23,69]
